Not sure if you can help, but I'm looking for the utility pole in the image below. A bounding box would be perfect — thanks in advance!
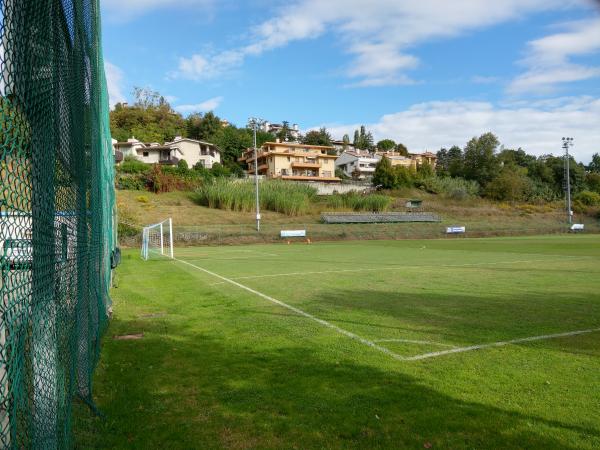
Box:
[562,137,574,225]
[248,118,266,232]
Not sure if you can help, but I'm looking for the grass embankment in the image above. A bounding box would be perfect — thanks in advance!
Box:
[117,189,600,245]
[74,236,600,449]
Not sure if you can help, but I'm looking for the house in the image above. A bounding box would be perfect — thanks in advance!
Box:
[239,140,340,182]
[411,151,437,168]
[375,150,437,170]
[330,140,355,155]
[261,122,300,140]
[335,150,380,179]
[166,137,221,169]
[113,136,221,168]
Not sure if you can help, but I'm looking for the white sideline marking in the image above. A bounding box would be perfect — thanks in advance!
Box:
[173,257,599,363]
[406,328,600,361]
[374,338,456,347]
[203,257,583,282]
[173,258,408,361]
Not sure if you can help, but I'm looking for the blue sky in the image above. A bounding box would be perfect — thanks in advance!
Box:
[101,0,600,162]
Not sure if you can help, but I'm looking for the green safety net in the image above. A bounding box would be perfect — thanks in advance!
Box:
[0,0,116,447]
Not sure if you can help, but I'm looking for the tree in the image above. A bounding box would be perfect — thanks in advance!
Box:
[416,162,434,179]
[586,172,600,194]
[485,165,531,202]
[186,111,222,141]
[342,134,350,149]
[498,148,535,168]
[395,143,409,157]
[353,125,375,150]
[302,127,332,146]
[589,153,600,173]
[394,165,413,187]
[377,139,396,151]
[276,121,296,142]
[462,132,501,186]
[353,130,360,148]
[110,90,186,143]
[372,156,396,188]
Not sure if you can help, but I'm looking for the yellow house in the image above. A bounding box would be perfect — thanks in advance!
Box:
[240,141,340,182]
[375,150,437,170]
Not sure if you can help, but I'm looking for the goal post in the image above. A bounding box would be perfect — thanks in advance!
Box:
[141,218,174,260]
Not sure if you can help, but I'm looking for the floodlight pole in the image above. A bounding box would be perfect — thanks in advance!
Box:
[562,137,574,225]
[248,117,265,232]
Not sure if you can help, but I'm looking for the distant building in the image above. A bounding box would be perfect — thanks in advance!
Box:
[239,140,339,182]
[113,136,221,168]
[335,150,379,180]
[375,150,437,170]
[330,140,355,155]
[261,122,300,140]
[166,137,221,169]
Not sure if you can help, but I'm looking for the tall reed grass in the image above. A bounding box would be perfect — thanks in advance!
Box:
[196,179,317,216]
[326,192,392,212]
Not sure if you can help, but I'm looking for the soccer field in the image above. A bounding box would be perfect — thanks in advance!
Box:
[75,235,600,449]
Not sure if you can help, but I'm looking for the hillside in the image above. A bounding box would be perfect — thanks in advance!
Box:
[117,189,600,246]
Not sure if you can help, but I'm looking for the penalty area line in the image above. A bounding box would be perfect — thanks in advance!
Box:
[406,327,600,361]
[173,258,408,362]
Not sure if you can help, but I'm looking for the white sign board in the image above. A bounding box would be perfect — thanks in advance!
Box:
[280,229,306,238]
[570,223,584,231]
[446,226,466,234]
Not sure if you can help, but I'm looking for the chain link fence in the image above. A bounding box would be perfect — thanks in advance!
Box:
[0,0,115,447]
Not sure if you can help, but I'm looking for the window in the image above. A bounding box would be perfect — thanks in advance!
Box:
[143,151,149,157]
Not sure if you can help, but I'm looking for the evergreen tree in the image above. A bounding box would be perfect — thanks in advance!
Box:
[372,156,396,188]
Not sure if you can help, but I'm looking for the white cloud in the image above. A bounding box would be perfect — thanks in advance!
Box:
[171,51,244,81]
[322,96,600,162]
[103,0,214,22]
[104,60,126,108]
[174,96,223,113]
[170,0,585,85]
[509,18,600,94]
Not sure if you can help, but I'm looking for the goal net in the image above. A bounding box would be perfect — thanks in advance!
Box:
[142,218,174,260]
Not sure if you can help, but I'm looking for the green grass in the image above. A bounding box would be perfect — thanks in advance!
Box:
[74,235,600,449]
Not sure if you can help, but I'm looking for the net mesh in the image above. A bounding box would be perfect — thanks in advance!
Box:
[0,0,115,447]
[142,219,173,260]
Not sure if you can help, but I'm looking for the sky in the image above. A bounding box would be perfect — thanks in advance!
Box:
[101,0,600,162]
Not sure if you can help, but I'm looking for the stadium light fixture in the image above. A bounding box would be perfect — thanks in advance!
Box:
[562,137,574,225]
[248,117,266,232]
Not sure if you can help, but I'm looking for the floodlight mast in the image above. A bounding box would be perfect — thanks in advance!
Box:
[248,117,266,232]
[562,137,574,225]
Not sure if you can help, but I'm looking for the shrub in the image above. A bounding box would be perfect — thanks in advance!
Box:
[574,190,600,206]
[210,163,231,178]
[118,157,150,174]
[116,174,146,190]
[326,192,392,212]
[485,167,531,202]
[196,179,317,216]
[177,159,189,172]
[421,176,479,198]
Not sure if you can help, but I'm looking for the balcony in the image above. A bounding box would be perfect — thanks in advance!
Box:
[291,161,321,169]
[247,163,268,174]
